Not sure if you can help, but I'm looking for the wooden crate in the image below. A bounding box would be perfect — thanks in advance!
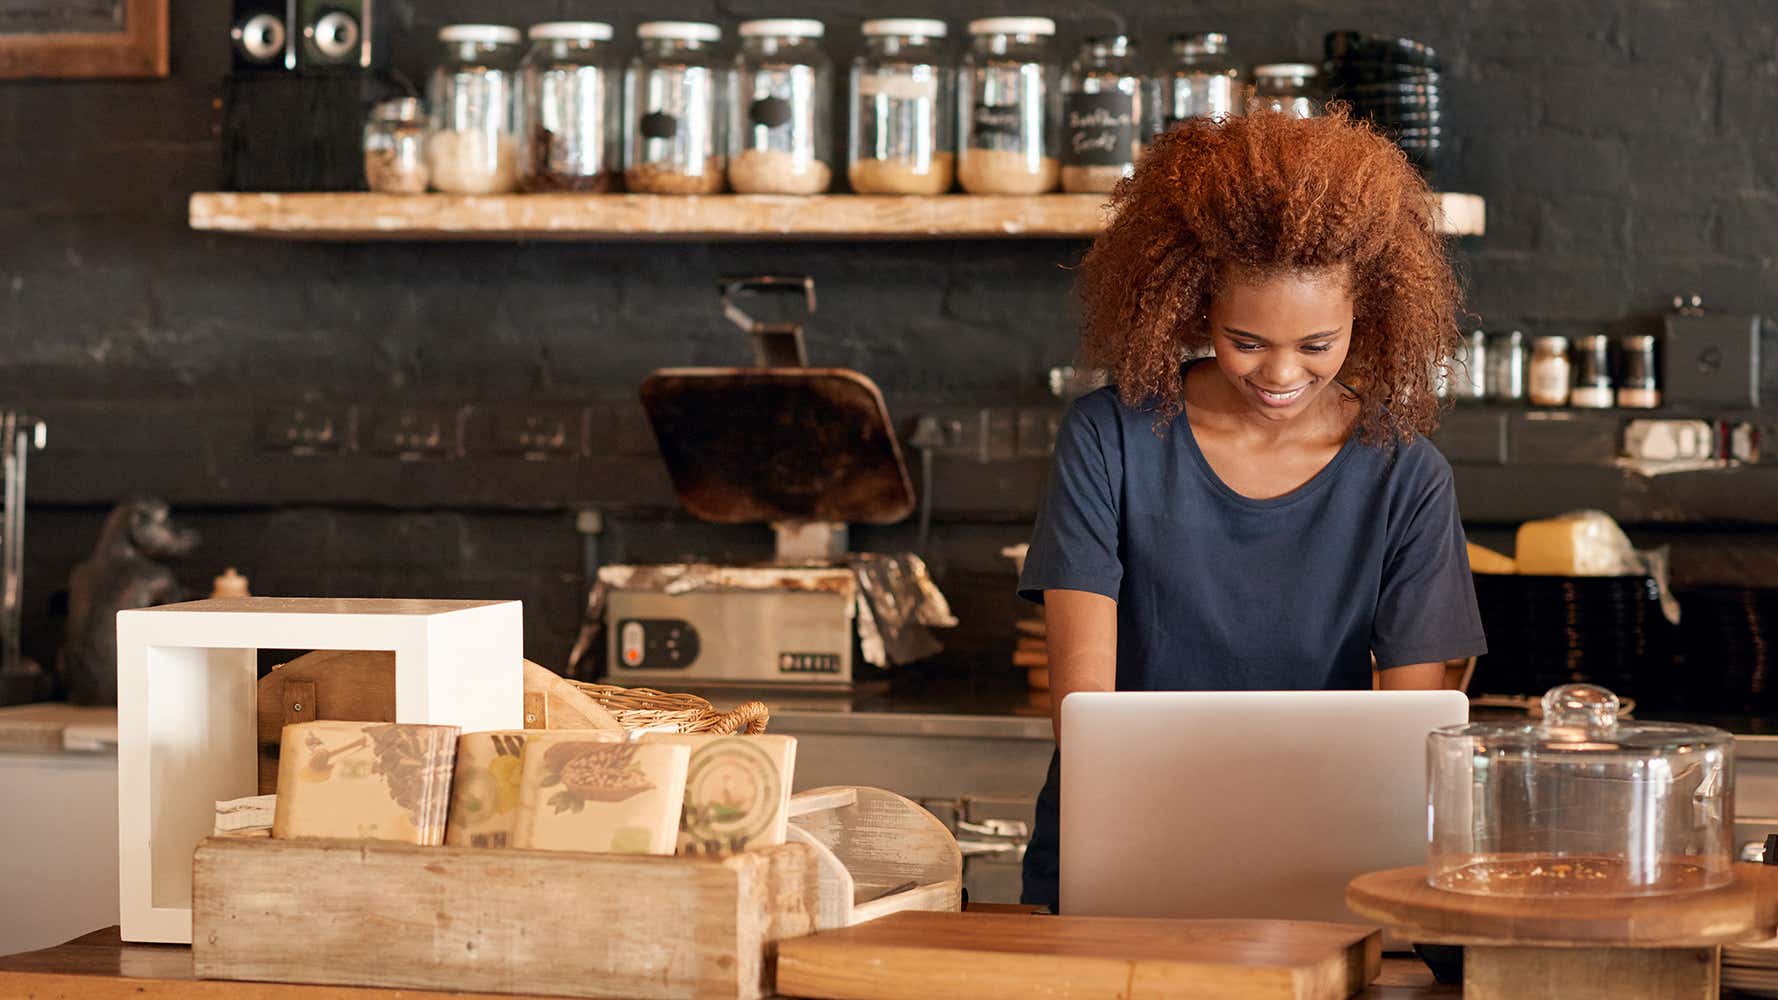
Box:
[191,837,816,1000]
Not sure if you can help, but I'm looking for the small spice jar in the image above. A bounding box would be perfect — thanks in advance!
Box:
[364,97,430,194]
[1529,335,1572,407]
[1618,334,1662,409]
[520,22,621,193]
[1155,32,1240,134]
[849,19,955,195]
[427,25,524,194]
[1487,330,1527,401]
[730,19,833,195]
[958,17,1060,195]
[1568,334,1615,409]
[1252,63,1322,118]
[625,21,728,195]
[1059,35,1146,193]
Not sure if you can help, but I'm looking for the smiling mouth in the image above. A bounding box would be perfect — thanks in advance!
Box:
[1248,380,1313,406]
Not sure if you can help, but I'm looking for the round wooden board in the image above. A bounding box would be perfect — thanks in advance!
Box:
[1347,864,1778,947]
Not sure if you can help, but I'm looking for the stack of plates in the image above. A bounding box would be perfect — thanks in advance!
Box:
[1724,935,1778,997]
[1323,31,1443,178]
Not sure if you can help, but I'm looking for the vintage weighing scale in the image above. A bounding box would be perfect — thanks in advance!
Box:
[598,277,944,696]
[1347,683,1778,1000]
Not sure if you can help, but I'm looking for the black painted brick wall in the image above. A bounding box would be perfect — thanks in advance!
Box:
[3,0,1777,668]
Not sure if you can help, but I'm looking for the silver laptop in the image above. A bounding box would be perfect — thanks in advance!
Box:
[1060,690,1467,928]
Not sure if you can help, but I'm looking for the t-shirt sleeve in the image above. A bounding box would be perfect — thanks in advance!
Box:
[1017,396,1122,604]
[1371,454,1489,669]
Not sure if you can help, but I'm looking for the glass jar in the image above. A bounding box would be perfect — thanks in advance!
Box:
[849,19,955,195]
[1428,684,1733,897]
[1059,35,1145,193]
[730,19,833,195]
[520,22,621,192]
[1252,63,1321,118]
[625,21,727,195]
[1487,330,1526,401]
[1445,329,1487,401]
[364,97,430,194]
[1569,334,1614,409]
[1529,335,1572,406]
[958,17,1060,194]
[1619,335,1661,408]
[427,25,523,194]
[1155,32,1239,134]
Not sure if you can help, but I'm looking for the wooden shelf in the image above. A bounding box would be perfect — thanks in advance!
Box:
[187,191,1485,242]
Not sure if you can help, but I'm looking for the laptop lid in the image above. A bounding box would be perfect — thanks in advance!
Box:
[1059,690,1468,924]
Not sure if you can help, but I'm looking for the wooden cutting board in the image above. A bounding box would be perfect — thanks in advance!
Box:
[776,911,1380,1000]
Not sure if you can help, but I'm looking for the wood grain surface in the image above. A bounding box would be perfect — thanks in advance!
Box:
[1346,863,1778,947]
[192,837,816,1000]
[0,928,1454,999]
[187,192,1485,241]
[776,911,1381,1000]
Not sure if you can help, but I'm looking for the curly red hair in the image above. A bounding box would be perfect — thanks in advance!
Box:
[1077,107,1462,444]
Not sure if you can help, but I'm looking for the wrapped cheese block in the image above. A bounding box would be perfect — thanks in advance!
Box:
[1514,510,1641,577]
[639,734,798,855]
[1466,542,1517,575]
[272,721,460,844]
[512,733,690,855]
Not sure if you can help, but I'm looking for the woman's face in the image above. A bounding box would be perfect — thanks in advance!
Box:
[1207,265,1354,422]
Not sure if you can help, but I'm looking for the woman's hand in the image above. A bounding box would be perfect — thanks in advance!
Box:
[1045,589,1118,744]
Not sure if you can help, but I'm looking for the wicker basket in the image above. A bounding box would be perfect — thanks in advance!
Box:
[569,682,770,735]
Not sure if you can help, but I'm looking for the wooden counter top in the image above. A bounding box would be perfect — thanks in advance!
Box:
[4,927,1457,998]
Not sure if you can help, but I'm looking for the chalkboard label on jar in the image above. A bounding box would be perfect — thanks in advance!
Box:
[971,102,1023,141]
[1064,92,1137,166]
[640,111,680,141]
[750,96,793,129]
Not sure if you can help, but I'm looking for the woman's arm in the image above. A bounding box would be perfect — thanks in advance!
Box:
[1378,662,1446,690]
[1045,589,1118,743]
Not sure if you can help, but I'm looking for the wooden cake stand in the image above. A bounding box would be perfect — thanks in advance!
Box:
[1348,863,1778,1000]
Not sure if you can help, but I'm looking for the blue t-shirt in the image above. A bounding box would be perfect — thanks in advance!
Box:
[1019,384,1487,689]
[1015,381,1488,910]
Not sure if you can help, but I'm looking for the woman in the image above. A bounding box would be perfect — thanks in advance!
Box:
[1017,108,1488,910]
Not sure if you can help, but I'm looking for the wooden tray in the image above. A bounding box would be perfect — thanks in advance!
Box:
[776,911,1381,1000]
[1347,863,1778,1000]
[192,837,815,1000]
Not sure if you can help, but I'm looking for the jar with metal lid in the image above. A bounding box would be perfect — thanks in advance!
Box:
[729,19,832,195]
[1442,329,1487,401]
[364,97,430,194]
[520,22,621,192]
[1252,63,1321,118]
[849,20,954,195]
[1529,335,1572,406]
[1155,32,1240,134]
[1428,684,1733,897]
[427,25,523,194]
[1618,335,1661,409]
[1059,35,1145,193]
[625,21,728,195]
[1487,330,1526,401]
[958,17,1060,194]
[1569,334,1614,409]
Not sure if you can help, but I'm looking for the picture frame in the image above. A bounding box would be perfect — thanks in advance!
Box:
[0,0,169,79]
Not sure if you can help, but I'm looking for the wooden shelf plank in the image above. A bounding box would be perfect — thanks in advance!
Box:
[188,191,1485,241]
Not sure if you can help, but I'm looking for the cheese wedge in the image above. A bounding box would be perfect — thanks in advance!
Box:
[1514,510,1639,577]
[1466,542,1517,575]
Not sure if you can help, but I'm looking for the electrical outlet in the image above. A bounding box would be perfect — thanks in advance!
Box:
[491,406,585,460]
[260,404,353,455]
[367,406,466,460]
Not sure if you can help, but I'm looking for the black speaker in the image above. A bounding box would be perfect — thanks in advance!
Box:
[232,0,296,73]
[297,0,388,72]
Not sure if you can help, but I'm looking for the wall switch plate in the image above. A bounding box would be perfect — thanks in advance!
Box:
[1663,313,1761,409]
[367,406,466,460]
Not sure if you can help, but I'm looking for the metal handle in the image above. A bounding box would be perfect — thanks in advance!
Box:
[718,275,816,367]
